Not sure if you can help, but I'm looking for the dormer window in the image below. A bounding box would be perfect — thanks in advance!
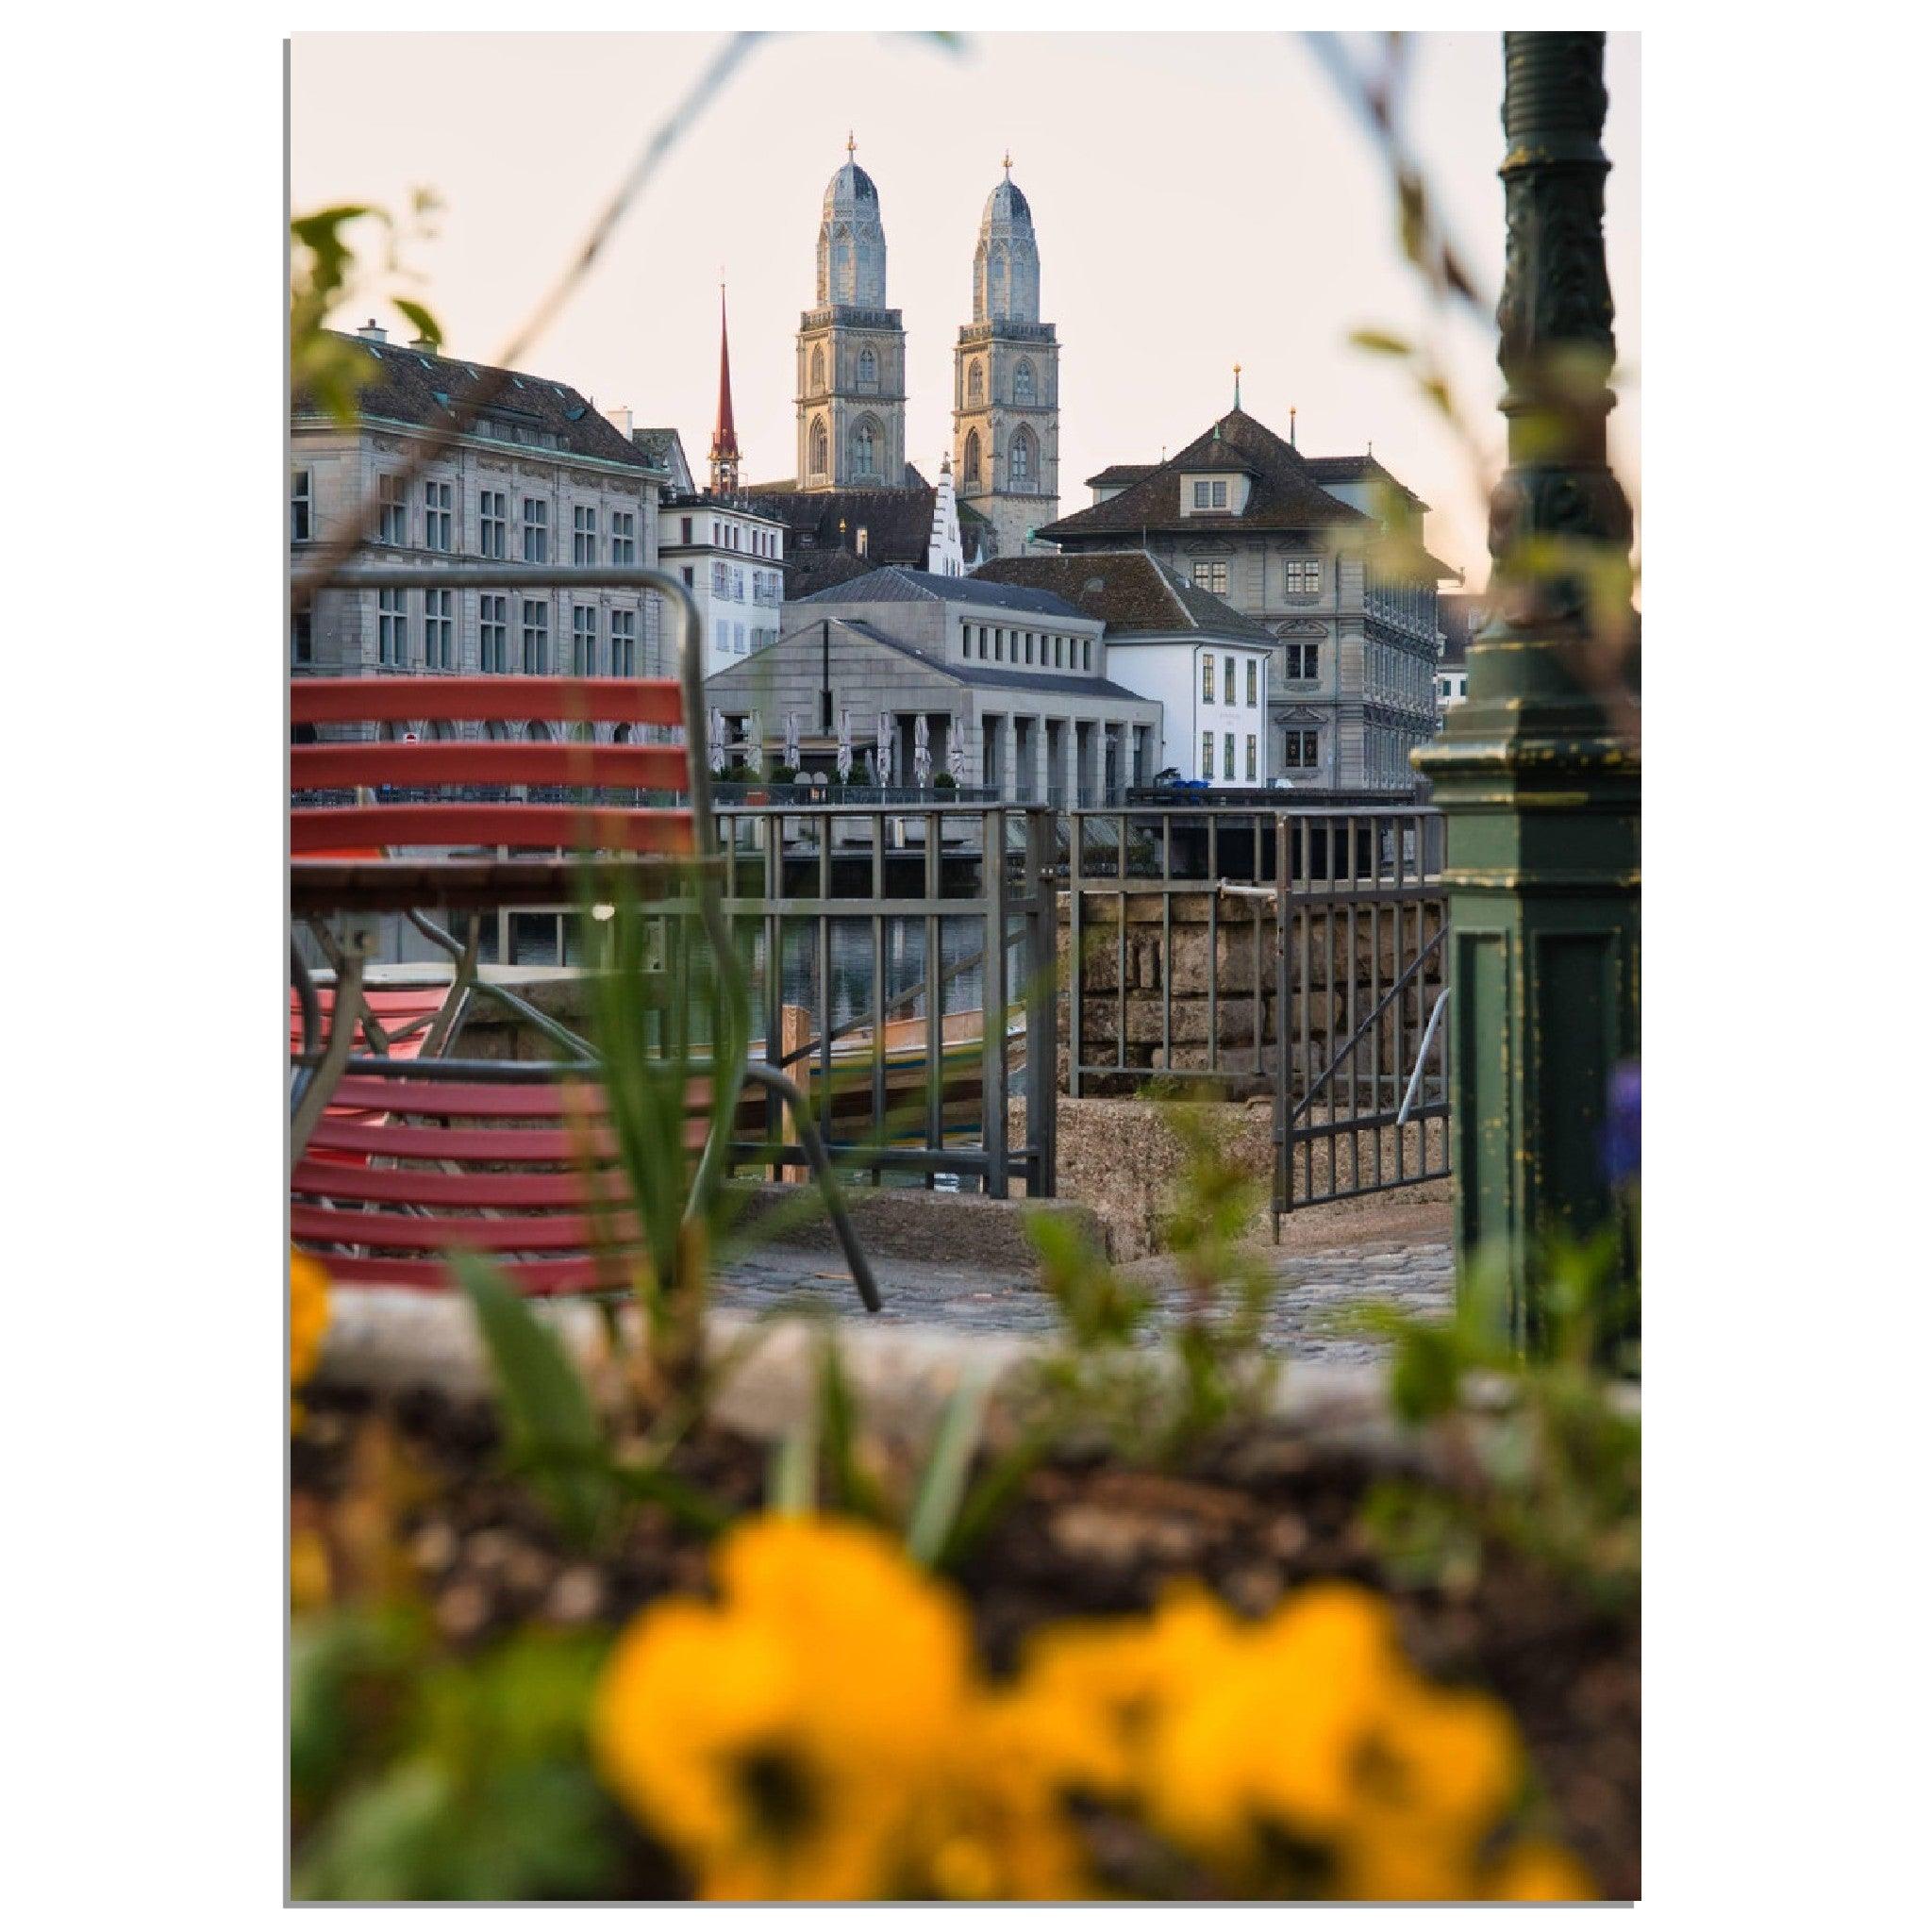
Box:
[1193,479,1227,510]
[1183,472,1251,516]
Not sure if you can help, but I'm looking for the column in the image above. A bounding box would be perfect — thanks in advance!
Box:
[1412,32,1640,1355]
[1001,713,1020,803]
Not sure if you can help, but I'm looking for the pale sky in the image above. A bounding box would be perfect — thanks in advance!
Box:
[291,31,1640,589]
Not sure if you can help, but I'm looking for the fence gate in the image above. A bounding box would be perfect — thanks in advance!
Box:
[1271,809,1450,1230]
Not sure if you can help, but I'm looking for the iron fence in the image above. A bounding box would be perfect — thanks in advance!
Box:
[1063,805,1449,1224]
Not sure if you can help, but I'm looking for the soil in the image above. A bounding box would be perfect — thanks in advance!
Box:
[292,1383,1638,1901]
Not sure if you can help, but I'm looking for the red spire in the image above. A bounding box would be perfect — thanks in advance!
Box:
[709,283,741,491]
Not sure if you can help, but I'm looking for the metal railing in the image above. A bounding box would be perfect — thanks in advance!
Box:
[1063,804,1449,1223]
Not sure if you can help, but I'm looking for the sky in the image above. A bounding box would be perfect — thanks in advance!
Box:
[290,31,1640,591]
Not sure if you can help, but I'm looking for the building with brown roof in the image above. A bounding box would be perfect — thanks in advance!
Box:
[291,324,668,713]
[1041,402,1456,791]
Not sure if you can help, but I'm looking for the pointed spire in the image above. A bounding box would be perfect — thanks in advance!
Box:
[708,281,741,494]
[1290,405,1297,448]
[1233,361,1242,410]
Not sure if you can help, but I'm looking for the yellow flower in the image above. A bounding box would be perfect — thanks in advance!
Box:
[593,1516,974,1900]
[1146,1581,1404,1857]
[291,1249,330,1391]
[1482,1839,1597,1901]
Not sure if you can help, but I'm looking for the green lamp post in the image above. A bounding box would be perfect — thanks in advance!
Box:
[1413,32,1640,1353]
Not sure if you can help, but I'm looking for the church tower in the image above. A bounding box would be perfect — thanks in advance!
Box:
[795,135,908,491]
[953,156,1060,557]
[708,284,741,494]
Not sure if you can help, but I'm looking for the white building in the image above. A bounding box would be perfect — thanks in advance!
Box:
[617,421,789,675]
[972,551,1274,786]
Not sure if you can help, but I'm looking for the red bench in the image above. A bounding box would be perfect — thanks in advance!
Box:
[289,644,878,1312]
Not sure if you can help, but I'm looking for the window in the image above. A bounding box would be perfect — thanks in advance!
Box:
[853,420,875,475]
[291,607,312,667]
[1202,730,1214,777]
[377,588,407,666]
[977,625,988,660]
[425,588,453,669]
[858,345,877,386]
[480,594,509,673]
[1224,657,1236,705]
[1286,557,1321,594]
[1191,479,1228,510]
[1082,639,1091,671]
[1024,631,1034,666]
[610,618,641,688]
[1286,730,1319,770]
[968,361,984,408]
[1246,658,1258,707]
[611,509,636,565]
[291,470,313,543]
[479,491,507,558]
[809,416,828,478]
[856,526,869,558]
[1284,641,1320,681]
[1009,427,1034,488]
[964,429,982,486]
[1014,359,1035,405]
[679,515,693,545]
[1245,734,1257,781]
[733,569,745,602]
[680,566,694,588]
[1202,657,1215,703]
[1224,733,1236,780]
[810,345,826,392]
[1192,559,1229,595]
[522,497,548,564]
[521,600,549,674]
[424,479,453,552]
[995,628,1005,662]
[377,474,408,546]
[572,605,597,675]
[712,560,731,597]
[574,505,598,566]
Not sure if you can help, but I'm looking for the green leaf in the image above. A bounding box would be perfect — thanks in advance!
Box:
[454,1254,610,1546]
[906,1365,993,1568]
[393,298,443,350]
[768,1411,818,1517]
[1349,327,1413,358]
[816,1331,886,1522]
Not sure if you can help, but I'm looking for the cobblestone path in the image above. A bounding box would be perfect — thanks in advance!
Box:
[711,1239,1455,1362]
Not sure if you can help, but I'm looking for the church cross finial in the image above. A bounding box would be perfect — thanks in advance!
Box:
[1002,149,1011,175]
[846,130,856,157]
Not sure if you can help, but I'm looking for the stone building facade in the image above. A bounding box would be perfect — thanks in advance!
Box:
[952,160,1060,558]
[704,566,1159,804]
[1040,405,1450,791]
[291,325,667,729]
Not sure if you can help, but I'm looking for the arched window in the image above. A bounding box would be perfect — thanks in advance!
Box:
[858,345,876,386]
[1009,425,1035,489]
[853,419,876,475]
[809,416,828,479]
[967,360,985,408]
[809,345,825,393]
[1014,359,1035,406]
[964,429,981,486]
[526,720,553,741]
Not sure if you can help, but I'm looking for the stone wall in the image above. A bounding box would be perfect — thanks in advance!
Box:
[1061,890,1445,1100]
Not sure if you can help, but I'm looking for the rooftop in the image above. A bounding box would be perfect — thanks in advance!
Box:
[294,330,654,471]
[972,551,1277,644]
[790,564,1090,621]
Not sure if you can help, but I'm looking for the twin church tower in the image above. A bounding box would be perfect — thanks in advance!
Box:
[788,137,1059,559]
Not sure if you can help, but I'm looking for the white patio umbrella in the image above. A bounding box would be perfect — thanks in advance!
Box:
[708,708,725,775]
[948,718,968,786]
[876,712,894,787]
[836,708,853,785]
[913,713,932,789]
[745,710,762,775]
[783,710,800,773]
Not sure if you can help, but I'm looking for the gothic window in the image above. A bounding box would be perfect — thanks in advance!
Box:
[810,345,825,393]
[858,345,877,387]
[853,419,876,475]
[964,429,982,486]
[808,416,828,480]
[967,361,985,408]
[1008,425,1035,489]
[1013,359,1035,406]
